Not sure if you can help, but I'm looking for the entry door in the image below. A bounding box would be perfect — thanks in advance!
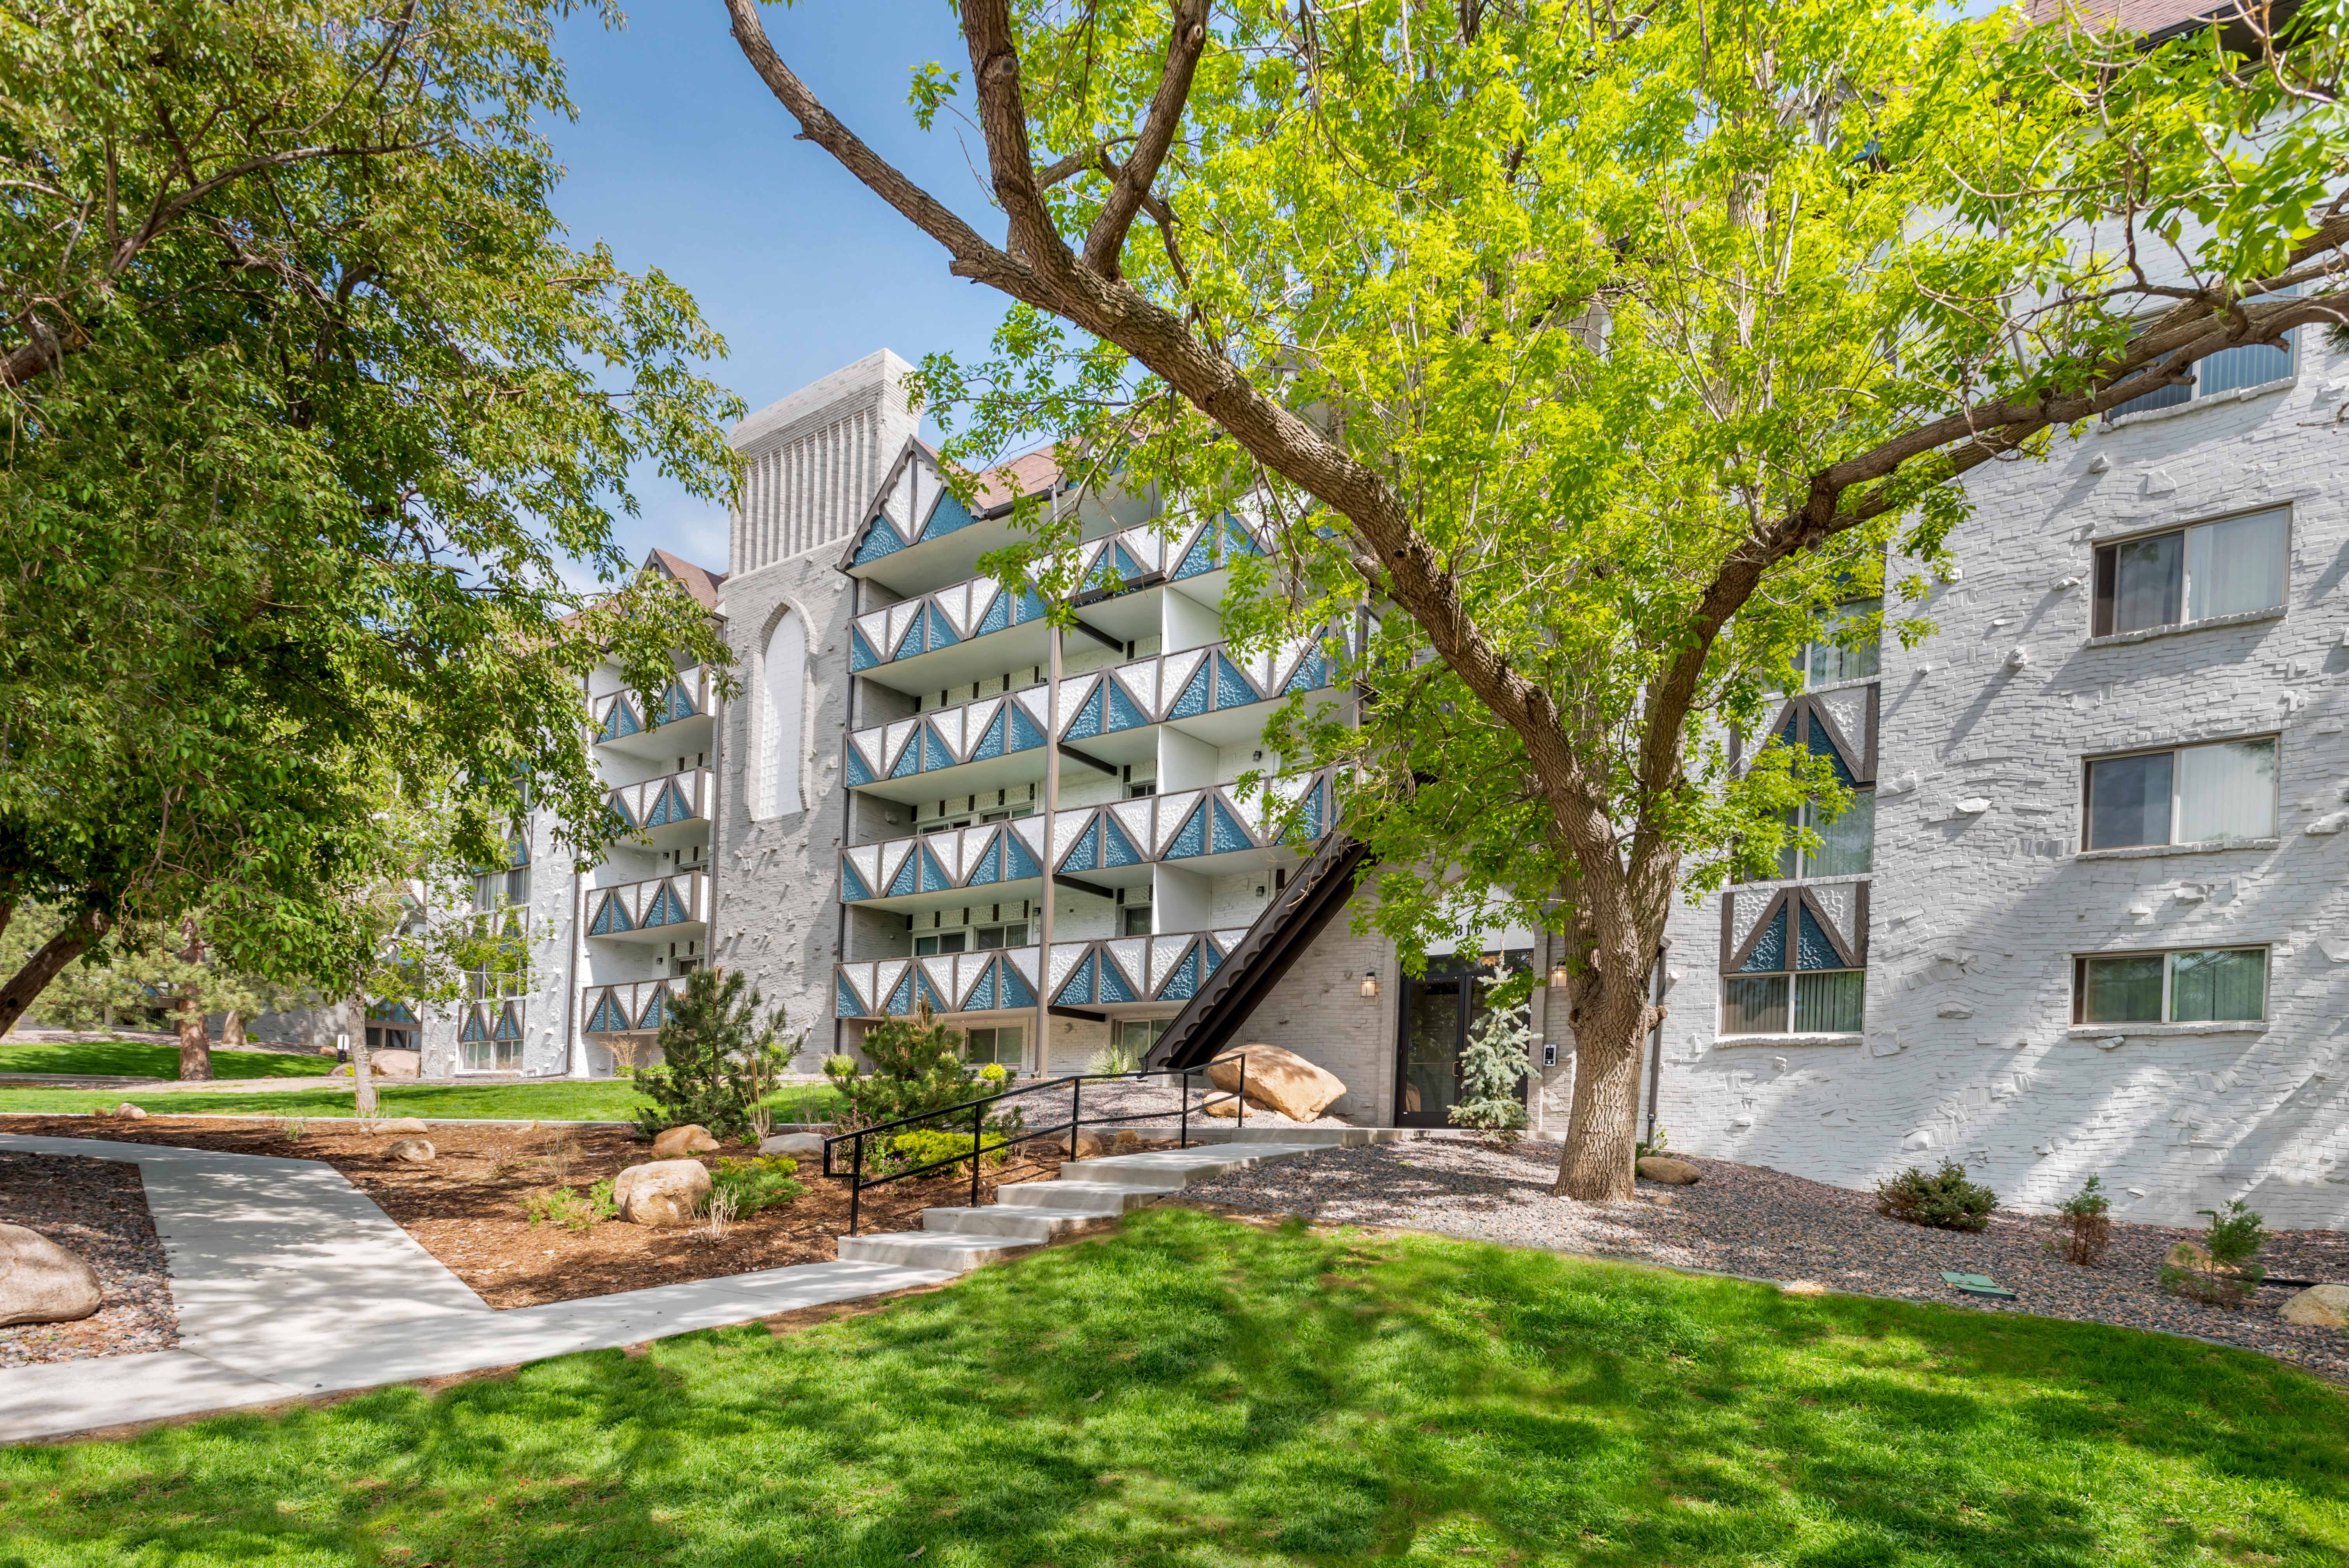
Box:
[1396,975,1469,1128]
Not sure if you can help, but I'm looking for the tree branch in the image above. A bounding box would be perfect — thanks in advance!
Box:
[1082,0,1210,278]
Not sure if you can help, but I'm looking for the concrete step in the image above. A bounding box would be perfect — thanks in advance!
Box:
[921,1205,1111,1242]
[1071,1145,1317,1187]
[997,1178,1183,1213]
[837,1230,1039,1270]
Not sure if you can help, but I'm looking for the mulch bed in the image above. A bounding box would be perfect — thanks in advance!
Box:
[1183,1139,2349,1382]
[0,1151,178,1367]
[2,1116,1101,1310]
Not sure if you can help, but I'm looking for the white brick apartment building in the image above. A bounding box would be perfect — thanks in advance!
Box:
[415,325,2345,1229]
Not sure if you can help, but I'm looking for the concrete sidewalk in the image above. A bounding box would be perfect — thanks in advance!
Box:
[0,1134,954,1443]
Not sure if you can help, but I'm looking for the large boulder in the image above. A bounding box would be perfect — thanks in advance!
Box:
[1205,1044,1346,1123]
[652,1124,721,1159]
[759,1131,827,1160]
[2280,1283,2349,1329]
[613,1159,710,1228]
[0,1223,103,1327]
[112,1103,149,1120]
[1636,1156,1702,1186]
[368,1049,422,1079]
[385,1138,435,1163]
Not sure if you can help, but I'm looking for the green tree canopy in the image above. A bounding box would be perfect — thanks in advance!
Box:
[726,0,2349,1196]
[0,0,741,1024]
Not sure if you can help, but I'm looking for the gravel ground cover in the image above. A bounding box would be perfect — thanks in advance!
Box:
[0,1151,178,1367]
[1184,1138,2349,1380]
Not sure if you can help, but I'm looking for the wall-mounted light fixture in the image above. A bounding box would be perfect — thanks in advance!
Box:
[1547,962,1572,989]
[1359,970,1379,999]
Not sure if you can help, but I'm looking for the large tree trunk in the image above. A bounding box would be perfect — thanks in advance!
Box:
[176,919,212,1081]
[222,1010,245,1049]
[0,913,105,1036]
[352,1010,377,1120]
[1551,942,1661,1200]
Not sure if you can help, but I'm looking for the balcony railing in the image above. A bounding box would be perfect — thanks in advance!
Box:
[844,634,1337,788]
[606,766,711,839]
[586,870,709,939]
[847,514,1266,674]
[834,929,1257,1018]
[840,771,1333,903]
[593,665,711,746]
[582,975,687,1035]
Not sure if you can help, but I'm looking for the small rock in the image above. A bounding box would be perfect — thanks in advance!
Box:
[652,1124,721,1159]
[759,1131,827,1160]
[0,1223,103,1327]
[613,1159,711,1227]
[2280,1283,2349,1329]
[385,1138,435,1163]
[1636,1156,1702,1186]
[374,1117,430,1134]
[112,1103,148,1120]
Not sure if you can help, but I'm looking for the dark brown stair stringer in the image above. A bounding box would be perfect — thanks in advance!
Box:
[1147,831,1372,1072]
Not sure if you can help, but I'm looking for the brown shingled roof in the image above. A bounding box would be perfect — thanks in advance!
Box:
[644,548,727,613]
[971,447,1065,513]
[2020,0,2250,34]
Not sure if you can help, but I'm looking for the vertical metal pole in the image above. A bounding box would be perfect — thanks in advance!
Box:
[1239,1057,1247,1128]
[1035,622,1063,1080]
[1070,1074,1082,1158]
[971,1098,983,1209]
[850,1130,863,1235]
[1180,1067,1189,1148]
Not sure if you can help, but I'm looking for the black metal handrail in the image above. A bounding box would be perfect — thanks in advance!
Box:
[822,1050,1250,1234]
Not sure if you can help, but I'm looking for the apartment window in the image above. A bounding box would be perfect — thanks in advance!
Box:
[973,921,1030,949]
[2092,509,2287,637]
[913,931,968,956]
[1121,903,1154,937]
[2083,737,2276,851]
[1721,970,1866,1036]
[1775,790,1874,879]
[2110,334,2296,420]
[962,1025,1024,1068]
[1116,1017,1174,1057]
[1793,597,1881,688]
[2074,946,2268,1025]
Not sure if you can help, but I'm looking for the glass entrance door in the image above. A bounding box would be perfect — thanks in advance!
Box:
[1397,975,1467,1127]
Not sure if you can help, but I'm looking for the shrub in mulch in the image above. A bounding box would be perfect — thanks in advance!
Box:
[2160,1199,2267,1307]
[2048,1174,2113,1266]
[1873,1159,1997,1233]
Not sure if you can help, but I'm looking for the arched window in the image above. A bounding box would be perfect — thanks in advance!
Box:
[759,609,806,818]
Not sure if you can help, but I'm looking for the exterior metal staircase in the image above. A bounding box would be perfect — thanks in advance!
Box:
[834,1142,1324,1272]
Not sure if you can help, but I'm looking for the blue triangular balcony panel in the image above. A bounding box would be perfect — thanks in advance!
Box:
[920,490,978,542]
[1056,952,1096,1007]
[888,735,923,779]
[1110,542,1148,581]
[599,700,642,742]
[914,969,948,1014]
[1008,703,1049,753]
[1169,662,1210,719]
[1105,681,1151,732]
[836,973,868,1018]
[646,886,682,927]
[1201,943,1224,980]
[1005,833,1044,882]
[1283,652,1326,695]
[1064,684,1105,742]
[1795,903,1846,971]
[845,748,876,788]
[852,519,907,566]
[1166,803,1208,859]
[1098,956,1138,1005]
[370,998,420,1024]
[1221,515,1262,557]
[1741,904,1789,974]
[892,615,925,663]
[883,969,916,1016]
[923,726,955,773]
[1174,536,1218,579]
[605,802,635,837]
[1013,586,1049,625]
[1101,815,1144,868]
[586,994,622,1033]
[970,836,1003,887]
[841,860,873,902]
[919,845,953,894]
[1001,964,1037,1010]
[966,963,998,1013]
[494,1004,523,1042]
[1300,778,1325,841]
[660,679,698,725]
[1162,944,1201,1001]
[971,709,1008,762]
[1806,717,1859,788]
[886,853,921,898]
[1213,654,1260,710]
[1063,817,1102,873]
[976,588,1012,637]
[638,991,666,1031]
[849,626,883,672]
[460,1007,488,1042]
[588,894,627,935]
[925,604,960,650]
[1210,797,1254,855]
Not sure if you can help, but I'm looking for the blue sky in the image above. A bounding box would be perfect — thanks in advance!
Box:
[546,0,1014,582]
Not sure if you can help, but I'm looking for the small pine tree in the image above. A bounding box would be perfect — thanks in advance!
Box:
[1449,1002,1532,1144]
[632,967,797,1142]
[824,1001,982,1134]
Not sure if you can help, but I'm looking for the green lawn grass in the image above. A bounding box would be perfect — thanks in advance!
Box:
[0,1080,842,1124]
[0,1037,326,1080]
[4,1208,2343,1566]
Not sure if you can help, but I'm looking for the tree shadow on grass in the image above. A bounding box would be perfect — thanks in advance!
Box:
[5,1208,2347,1567]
